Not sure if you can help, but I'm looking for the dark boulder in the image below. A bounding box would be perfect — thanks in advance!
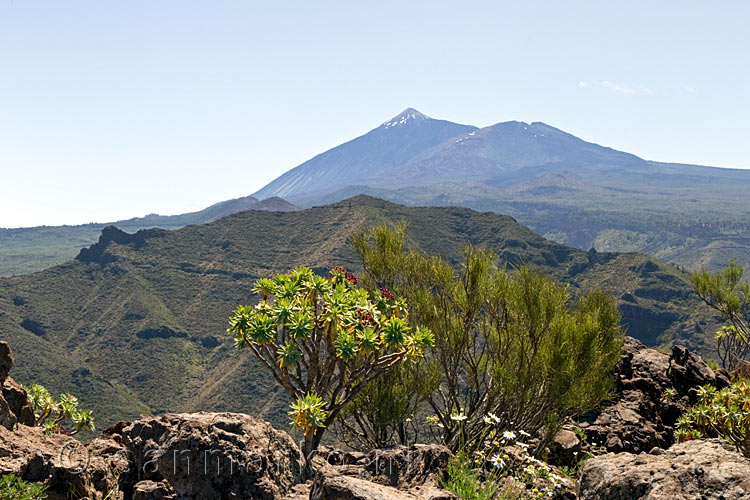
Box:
[578,337,730,455]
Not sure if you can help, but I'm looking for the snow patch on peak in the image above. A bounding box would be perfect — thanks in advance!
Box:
[382,108,429,128]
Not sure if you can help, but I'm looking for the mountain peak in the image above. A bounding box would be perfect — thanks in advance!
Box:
[382,108,429,128]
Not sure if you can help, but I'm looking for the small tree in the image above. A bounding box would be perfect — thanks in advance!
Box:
[692,260,750,372]
[675,381,750,458]
[335,362,440,449]
[26,384,95,436]
[350,224,624,452]
[228,266,433,457]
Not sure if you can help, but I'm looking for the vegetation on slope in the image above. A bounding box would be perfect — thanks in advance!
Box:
[0,196,717,430]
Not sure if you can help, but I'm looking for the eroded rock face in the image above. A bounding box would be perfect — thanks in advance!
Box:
[0,341,13,383]
[311,445,454,500]
[0,424,128,500]
[577,439,750,500]
[114,412,304,500]
[0,341,35,430]
[310,445,455,500]
[578,337,730,455]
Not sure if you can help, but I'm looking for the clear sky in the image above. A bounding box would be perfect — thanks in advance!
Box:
[1,1,748,228]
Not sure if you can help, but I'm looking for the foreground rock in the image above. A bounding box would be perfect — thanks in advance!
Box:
[577,337,730,455]
[112,412,304,500]
[578,439,750,500]
[0,424,128,500]
[312,445,454,500]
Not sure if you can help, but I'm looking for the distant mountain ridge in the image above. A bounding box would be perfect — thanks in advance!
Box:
[252,110,650,200]
[252,108,477,199]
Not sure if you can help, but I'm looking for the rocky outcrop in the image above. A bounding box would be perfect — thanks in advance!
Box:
[0,424,128,500]
[0,341,12,383]
[311,445,454,500]
[112,412,304,500]
[578,439,750,500]
[76,225,167,264]
[577,337,730,455]
[0,341,35,430]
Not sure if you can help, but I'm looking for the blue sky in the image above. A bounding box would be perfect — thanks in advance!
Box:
[1,1,748,227]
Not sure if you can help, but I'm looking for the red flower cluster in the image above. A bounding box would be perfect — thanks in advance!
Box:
[380,287,394,301]
[331,266,358,285]
[357,309,375,326]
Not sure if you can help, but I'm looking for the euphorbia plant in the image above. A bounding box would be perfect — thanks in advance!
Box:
[675,381,750,458]
[26,384,95,436]
[228,266,433,457]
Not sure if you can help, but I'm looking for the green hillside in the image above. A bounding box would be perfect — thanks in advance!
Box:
[0,196,718,431]
[0,195,297,277]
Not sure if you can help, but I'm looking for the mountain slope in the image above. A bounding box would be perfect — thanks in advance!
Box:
[0,196,717,431]
[252,108,477,199]
[0,195,298,276]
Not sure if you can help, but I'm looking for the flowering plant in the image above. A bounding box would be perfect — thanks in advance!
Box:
[228,266,433,456]
[437,413,570,499]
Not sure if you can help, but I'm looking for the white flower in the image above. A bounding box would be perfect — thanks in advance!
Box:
[519,430,531,438]
[483,416,493,424]
[503,430,517,441]
[488,412,501,424]
[450,413,468,422]
[489,454,505,469]
[517,442,530,450]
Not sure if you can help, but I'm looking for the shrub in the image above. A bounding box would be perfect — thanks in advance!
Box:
[228,266,433,457]
[675,381,750,458]
[350,224,624,452]
[335,362,439,449]
[25,384,94,436]
[0,474,47,500]
[692,260,750,372]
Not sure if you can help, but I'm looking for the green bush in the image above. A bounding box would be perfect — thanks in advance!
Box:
[0,475,47,500]
[675,381,750,457]
[692,260,750,372]
[228,266,433,457]
[349,224,624,452]
[25,384,94,436]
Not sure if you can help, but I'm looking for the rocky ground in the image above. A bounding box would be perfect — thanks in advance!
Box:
[1,339,749,500]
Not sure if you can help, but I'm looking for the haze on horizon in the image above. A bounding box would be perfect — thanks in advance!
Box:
[1,0,748,228]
